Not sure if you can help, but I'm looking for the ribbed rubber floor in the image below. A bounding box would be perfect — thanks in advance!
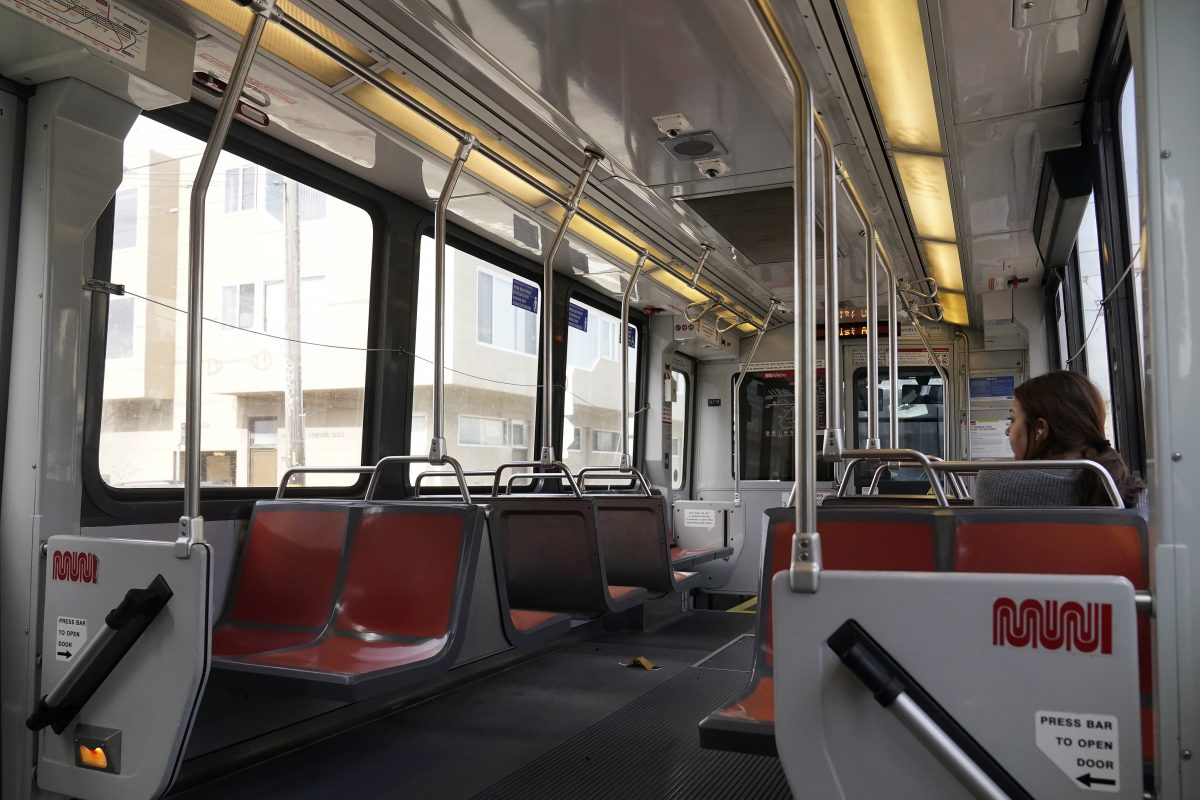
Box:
[471,662,791,800]
[694,634,756,672]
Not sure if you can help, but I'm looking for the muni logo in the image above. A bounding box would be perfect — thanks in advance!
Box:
[51,550,98,584]
[992,597,1112,655]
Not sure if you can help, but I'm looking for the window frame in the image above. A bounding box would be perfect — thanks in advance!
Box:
[1082,9,1146,476]
[81,101,416,524]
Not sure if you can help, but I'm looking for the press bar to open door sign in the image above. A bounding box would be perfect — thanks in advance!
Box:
[26,576,173,735]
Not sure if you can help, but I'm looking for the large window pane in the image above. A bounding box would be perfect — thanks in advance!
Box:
[1074,195,1116,444]
[562,300,638,473]
[669,370,688,490]
[411,239,540,481]
[99,116,372,488]
[1118,71,1145,376]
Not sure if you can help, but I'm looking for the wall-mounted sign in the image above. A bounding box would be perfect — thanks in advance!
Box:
[817,321,898,340]
[511,281,538,313]
[567,303,588,332]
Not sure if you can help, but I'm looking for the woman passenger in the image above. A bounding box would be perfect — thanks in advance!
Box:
[973,371,1147,515]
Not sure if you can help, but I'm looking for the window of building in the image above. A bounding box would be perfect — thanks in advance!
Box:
[113,186,138,249]
[477,270,538,355]
[562,299,638,472]
[459,414,508,447]
[591,430,621,453]
[566,427,583,451]
[265,170,328,223]
[222,283,255,329]
[106,295,134,358]
[99,115,372,488]
[224,164,258,213]
[410,237,541,483]
[669,370,688,490]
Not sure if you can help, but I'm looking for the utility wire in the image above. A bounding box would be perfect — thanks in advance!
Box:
[1066,247,1142,365]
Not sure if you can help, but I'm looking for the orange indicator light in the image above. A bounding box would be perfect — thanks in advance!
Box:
[77,745,108,770]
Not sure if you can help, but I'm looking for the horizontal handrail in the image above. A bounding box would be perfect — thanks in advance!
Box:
[493,461,582,498]
[838,449,948,506]
[932,459,1122,509]
[276,466,376,500]
[576,465,652,496]
[412,469,496,498]
[366,455,471,502]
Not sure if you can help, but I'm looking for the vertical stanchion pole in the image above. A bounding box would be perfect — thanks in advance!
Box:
[818,123,843,459]
[432,135,477,463]
[865,234,881,449]
[733,300,780,506]
[540,148,604,464]
[179,4,273,556]
[620,250,649,470]
[887,257,899,448]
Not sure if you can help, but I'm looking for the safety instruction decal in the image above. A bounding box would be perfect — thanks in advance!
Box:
[3,0,150,70]
[1035,710,1119,792]
[56,616,88,662]
[683,509,715,529]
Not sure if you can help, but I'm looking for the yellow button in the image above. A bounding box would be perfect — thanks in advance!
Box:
[78,745,108,770]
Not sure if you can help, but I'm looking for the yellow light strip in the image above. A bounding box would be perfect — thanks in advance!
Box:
[921,240,965,293]
[894,153,957,244]
[938,290,969,326]
[346,72,563,207]
[842,0,943,154]
[183,0,373,86]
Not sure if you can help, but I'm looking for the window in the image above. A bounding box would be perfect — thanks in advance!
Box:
[265,170,328,223]
[592,430,621,453]
[106,295,134,358]
[113,186,137,249]
[99,115,373,488]
[222,283,255,329]
[477,270,538,355]
[410,237,540,482]
[669,370,688,490]
[459,415,508,447]
[562,299,638,472]
[224,164,258,213]
[1074,195,1116,445]
[1118,71,1145,376]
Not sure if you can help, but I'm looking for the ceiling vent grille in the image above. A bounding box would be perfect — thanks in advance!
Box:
[660,131,727,161]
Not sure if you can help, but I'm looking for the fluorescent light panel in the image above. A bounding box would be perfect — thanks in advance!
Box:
[921,240,965,293]
[938,290,969,325]
[894,153,957,244]
[842,0,943,154]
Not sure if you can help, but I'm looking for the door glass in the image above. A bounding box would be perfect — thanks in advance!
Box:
[1118,71,1145,378]
[669,370,688,489]
[853,367,944,488]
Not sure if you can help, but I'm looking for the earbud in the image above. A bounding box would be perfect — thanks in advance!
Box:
[1036,431,1043,439]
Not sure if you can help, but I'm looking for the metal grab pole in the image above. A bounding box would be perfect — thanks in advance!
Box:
[818,123,843,459]
[866,233,881,449]
[432,135,477,463]
[887,263,899,447]
[620,250,649,470]
[179,4,272,557]
[747,0,817,563]
[733,300,780,506]
[540,149,604,463]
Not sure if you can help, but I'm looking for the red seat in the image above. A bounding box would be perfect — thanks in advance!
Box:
[212,503,352,658]
[214,503,484,699]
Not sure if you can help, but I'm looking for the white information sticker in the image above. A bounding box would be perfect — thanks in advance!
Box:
[55,616,88,662]
[684,509,716,529]
[1035,710,1119,792]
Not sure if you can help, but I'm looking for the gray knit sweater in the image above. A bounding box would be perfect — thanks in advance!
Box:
[974,468,1148,518]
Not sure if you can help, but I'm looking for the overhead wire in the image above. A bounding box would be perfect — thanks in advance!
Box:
[1066,246,1142,365]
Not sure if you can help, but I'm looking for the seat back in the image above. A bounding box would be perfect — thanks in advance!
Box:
[486,497,610,616]
[592,495,673,593]
[332,503,481,640]
[223,501,354,630]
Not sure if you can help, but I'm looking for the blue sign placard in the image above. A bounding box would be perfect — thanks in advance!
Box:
[969,375,1016,400]
[627,325,636,348]
[511,281,539,313]
[568,303,588,332]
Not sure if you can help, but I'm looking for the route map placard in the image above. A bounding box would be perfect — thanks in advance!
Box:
[3,0,150,70]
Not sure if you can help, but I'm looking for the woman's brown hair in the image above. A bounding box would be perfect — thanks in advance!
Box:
[1014,370,1145,507]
